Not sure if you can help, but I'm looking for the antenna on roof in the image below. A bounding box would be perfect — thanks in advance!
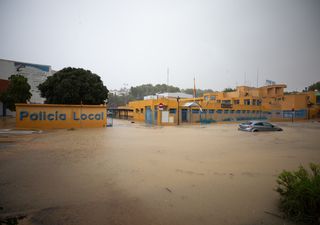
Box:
[167,67,169,93]
[256,68,259,88]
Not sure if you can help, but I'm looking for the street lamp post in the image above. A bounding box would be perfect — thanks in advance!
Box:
[177,96,180,125]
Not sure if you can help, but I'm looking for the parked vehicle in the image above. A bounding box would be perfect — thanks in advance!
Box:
[238,121,283,132]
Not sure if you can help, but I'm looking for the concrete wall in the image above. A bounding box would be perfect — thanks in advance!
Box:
[16,104,107,129]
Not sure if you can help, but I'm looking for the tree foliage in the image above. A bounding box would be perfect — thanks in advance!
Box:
[0,74,31,111]
[38,67,108,105]
[181,88,214,97]
[108,84,217,106]
[276,163,320,224]
[108,93,133,108]
[129,84,180,100]
[223,88,236,92]
[307,81,320,91]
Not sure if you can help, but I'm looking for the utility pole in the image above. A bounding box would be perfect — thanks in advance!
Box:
[256,68,259,88]
[167,67,169,93]
[177,96,180,125]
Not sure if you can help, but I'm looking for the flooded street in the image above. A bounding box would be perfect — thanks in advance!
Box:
[1,119,320,225]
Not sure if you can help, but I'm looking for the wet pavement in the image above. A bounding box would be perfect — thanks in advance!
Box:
[0,119,319,225]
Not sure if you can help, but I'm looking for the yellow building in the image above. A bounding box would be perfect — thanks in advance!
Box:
[127,84,320,125]
[16,104,107,129]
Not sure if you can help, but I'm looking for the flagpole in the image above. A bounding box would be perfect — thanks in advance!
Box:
[193,77,196,101]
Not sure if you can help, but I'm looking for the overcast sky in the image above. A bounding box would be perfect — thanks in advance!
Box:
[0,0,319,91]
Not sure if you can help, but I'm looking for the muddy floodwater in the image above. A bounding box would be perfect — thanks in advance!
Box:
[1,119,320,225]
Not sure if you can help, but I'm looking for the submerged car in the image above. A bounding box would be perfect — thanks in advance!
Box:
[238,121,283,132]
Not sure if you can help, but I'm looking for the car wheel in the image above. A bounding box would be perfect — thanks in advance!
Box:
[252,129,258,132]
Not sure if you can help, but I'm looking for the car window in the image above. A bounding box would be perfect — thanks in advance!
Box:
[255,122,263,126]
[263,122,273,127]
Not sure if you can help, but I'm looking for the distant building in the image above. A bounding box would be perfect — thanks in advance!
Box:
[128,84,320,125]
[144,92,193,100]
[109,89,128,96]
[0,58,54,116]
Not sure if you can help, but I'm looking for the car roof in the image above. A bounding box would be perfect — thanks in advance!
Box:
[250,121,268,123]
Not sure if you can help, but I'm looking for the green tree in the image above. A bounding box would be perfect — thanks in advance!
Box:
[38,67,108,104]
[0,74,31,111]
[223,88,236,92]
[108,93,131,107]
[307,81,320,91]
[129,84,180,100]
[181,88,214,97]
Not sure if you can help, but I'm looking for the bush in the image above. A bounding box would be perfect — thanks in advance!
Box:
[276,163,320,224]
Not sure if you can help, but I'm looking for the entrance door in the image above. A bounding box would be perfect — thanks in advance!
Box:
[182,109,188,122]
[145,106,152,124]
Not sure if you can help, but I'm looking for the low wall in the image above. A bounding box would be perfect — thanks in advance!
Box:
[16,104,107,129]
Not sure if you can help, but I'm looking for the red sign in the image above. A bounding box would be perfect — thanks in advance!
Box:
[159,103,164,111]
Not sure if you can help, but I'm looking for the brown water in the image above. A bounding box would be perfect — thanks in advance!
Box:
[1,119,319,225]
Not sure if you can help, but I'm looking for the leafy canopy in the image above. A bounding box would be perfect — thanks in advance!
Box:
[129,84,180,100]
[0,74,31,111]
[38,67,108,104]
[223,88,236,92]
[307,81,320,91]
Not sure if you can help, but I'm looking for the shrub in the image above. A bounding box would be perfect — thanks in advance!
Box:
[276,163,320,224]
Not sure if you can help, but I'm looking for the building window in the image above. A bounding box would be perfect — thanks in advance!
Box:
[246,110,250,114]
[230,110,234,114]
[224,110,229,114]
[233,100,240,105]
[192,109,200,114]
[135,108,139,113]
[202,109,207,114]
[204,96,209,101]
[236,110,241,114]
[209,109,214,114]
[222,100,231,104]
[316,96,320,104]
[244,99,250,105]
[252,99,256,105]
[217,109,222,114]
[217,100,221,103]
[169,108,176,114]
[140,108,144,113]
[252,110,255,113]
[210,96,216,100]
[242,110,246,114]
[257,100,261,106]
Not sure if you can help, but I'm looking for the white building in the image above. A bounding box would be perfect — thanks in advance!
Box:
[109,89,128,96]
[0,59,54,103]
[144,92,193,100]
[0,59,54,116]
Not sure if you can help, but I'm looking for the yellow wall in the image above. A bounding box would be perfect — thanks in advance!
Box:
[127,87,320,124]
[16,104,107,129]
[128,98,179,125]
